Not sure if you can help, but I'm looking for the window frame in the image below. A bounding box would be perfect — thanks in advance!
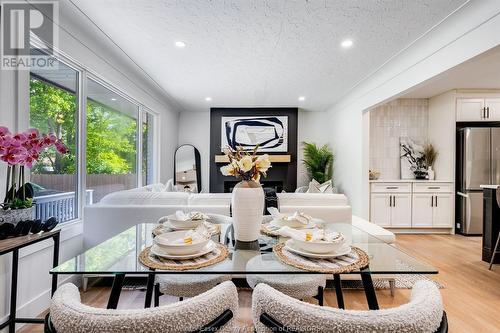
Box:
[26,41,159,224]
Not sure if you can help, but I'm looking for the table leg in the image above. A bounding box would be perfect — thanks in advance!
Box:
[144,272,156,308]
[51,233,60,297]
[107,273,125,309]
[360,269,379,310]
[333,274,345,309]
[9,249,19,333]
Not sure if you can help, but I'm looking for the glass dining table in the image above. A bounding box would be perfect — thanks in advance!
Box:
[50,222,437,311]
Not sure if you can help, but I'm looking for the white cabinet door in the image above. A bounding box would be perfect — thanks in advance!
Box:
[391,194,412,227]
[456,98,485,121]
[412,194,434,227]
[485,98,500,121]
[370,194,391,227]
[433,194,454,227]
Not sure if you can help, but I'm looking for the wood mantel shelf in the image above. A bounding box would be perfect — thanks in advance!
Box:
[214,154,291,163]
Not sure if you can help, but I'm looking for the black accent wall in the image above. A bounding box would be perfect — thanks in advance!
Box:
[210,108,298,193]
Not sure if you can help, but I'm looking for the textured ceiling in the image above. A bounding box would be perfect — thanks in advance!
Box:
[69,0,467,112]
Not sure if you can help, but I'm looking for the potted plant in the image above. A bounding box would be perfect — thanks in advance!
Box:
[220,146,271,242]
[0,126,68,225]
[302,142,334,184]
[423,143,438,180]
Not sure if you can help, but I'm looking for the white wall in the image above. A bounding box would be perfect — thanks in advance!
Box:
[297,110,330,187]
[178,112,210,192]
[0,2,181,330]
[326,0,500,216]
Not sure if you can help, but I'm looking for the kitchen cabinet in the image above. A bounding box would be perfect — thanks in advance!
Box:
[456,98,500,122]
[370,181,454,230]
[370,183,411,228]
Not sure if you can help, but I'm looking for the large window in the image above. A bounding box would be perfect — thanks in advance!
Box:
[86,78,139,203]
[28,54,157,222]
[29,61,79,222]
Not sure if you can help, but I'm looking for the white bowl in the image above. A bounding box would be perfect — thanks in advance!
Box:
[153,230,209,255]
[292,235,346,254]
[167,217,202,229]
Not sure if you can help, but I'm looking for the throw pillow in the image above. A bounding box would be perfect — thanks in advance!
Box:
[306,179,333,193]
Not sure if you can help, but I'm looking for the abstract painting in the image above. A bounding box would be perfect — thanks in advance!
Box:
[221,116,288,152]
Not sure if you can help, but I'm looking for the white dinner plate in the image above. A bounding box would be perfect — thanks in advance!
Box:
[284,239,352,259]
[269,219,318,230]
[151,240,215,259]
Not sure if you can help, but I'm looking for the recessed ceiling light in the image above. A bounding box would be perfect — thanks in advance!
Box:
[110,98,117,101]
[205,97,212,102]
[298,96,306,102]
[175,41,186,48]
[341,39,353,49]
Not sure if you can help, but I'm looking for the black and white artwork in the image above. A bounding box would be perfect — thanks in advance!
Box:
[400,137,425,179]
[221,116,288,152]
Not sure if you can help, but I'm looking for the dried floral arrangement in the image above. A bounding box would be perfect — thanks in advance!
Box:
[219,146,271,183]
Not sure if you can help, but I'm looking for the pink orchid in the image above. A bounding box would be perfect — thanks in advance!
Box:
[55,140,69,154]
[13,133,28,144]
[25,128,40,140]
[0,126,11,137]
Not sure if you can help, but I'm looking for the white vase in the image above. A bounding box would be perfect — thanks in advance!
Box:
[428,166,435,180]
[231,180,264,242]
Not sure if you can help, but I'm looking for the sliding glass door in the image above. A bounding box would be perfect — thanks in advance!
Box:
[86,78,139,203]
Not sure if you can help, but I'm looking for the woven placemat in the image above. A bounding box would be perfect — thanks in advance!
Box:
[153,222,221,237]
[273,243,369,274]
[138,243,229,271]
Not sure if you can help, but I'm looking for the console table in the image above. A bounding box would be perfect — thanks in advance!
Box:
[0,230,60,333]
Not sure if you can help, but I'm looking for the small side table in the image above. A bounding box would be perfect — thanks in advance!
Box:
[0,229,60,333]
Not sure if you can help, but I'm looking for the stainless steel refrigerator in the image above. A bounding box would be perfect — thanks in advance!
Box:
[457,127,500,235]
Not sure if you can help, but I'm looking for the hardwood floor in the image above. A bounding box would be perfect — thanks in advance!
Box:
[19,234,500,333]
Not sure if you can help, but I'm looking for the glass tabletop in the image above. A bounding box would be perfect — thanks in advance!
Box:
[51,222,437,275]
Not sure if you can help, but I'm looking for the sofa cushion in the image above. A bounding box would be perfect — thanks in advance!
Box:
[352,215,396,244]
[99,191,190,205]
[188,193,231,206]
[277,193,348,207]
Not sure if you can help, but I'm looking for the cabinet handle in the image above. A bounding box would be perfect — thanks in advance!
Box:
[428,187,440,190]
[487,106,490,118]
[482,107,486,118]
[431,196,434,207]
[393,196,396,207]
[386,186,398,189]
[389,196,393,207]
[435,196,438,207]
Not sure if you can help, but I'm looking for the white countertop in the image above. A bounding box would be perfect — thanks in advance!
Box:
[369,179,453,183]
[480,185,500,189]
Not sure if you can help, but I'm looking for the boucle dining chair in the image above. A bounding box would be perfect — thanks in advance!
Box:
[154,213,233,303]
[489,186,500,270]
[252,281,448,333]
[45,281,238,333]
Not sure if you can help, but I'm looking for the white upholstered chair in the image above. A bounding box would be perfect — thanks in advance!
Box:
[46,281,238,333]
[252,281,448,333]
[154,213,233,303]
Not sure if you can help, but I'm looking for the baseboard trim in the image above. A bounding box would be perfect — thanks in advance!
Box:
[389,228,454,234]
[0,274,80,332]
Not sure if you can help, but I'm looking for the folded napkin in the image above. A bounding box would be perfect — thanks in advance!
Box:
[267,207,311,225]
[170,227,209,245]
[169,210,208,221]
[277,226,342,243]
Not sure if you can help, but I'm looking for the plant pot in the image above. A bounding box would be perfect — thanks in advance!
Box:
[231,180,264,242]
[0,206,35,225]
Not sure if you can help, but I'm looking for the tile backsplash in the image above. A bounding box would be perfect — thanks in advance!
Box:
[369,98,429,179]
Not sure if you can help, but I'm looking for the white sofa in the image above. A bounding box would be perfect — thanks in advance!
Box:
[83,185,394,249]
